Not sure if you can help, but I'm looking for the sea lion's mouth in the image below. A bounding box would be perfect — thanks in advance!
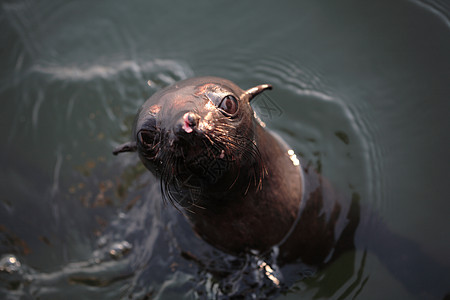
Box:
[164,130,234,179]
[155,129,238,207]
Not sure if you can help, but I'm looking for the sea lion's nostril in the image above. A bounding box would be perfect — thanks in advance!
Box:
[182,112,199,133]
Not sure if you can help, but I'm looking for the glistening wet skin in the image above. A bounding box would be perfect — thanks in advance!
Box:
[113,77,450,298]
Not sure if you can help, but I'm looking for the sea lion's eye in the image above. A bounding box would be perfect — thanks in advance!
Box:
[138,130,155,148]
[218,95,238,116]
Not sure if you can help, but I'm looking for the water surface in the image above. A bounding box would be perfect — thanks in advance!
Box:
[1,0,449,299]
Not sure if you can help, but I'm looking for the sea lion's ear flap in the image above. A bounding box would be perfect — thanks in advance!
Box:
[242,84,273,103]
[112,141,137,155]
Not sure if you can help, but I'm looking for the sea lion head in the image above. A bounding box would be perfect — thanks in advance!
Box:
[114,77,272,207]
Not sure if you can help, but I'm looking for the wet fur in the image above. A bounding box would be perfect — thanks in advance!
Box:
[114,77,450,298]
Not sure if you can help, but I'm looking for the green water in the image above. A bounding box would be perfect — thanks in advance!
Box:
[1,0,449,299]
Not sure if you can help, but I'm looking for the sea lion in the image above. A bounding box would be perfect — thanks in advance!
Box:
[113,76,357,266]
[113,77,450,298]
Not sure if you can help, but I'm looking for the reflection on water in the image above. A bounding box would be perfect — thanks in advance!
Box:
[1,0,449,299]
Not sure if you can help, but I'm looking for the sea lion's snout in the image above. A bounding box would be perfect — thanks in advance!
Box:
[166,111,202,144]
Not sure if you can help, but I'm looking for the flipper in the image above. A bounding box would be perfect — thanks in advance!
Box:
[112,142,137,155]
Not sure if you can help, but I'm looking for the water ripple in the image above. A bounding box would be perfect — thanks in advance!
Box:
[345,103,387,212]
[31,59,193,82]
[50,146,63,198]
[2,1,42,59]
[31,89,44,128]
[236,53,335,102]
[250,56,334,101]
[410,0,450,29]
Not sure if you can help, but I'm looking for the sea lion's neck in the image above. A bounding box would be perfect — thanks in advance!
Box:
[185,124,303,254]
